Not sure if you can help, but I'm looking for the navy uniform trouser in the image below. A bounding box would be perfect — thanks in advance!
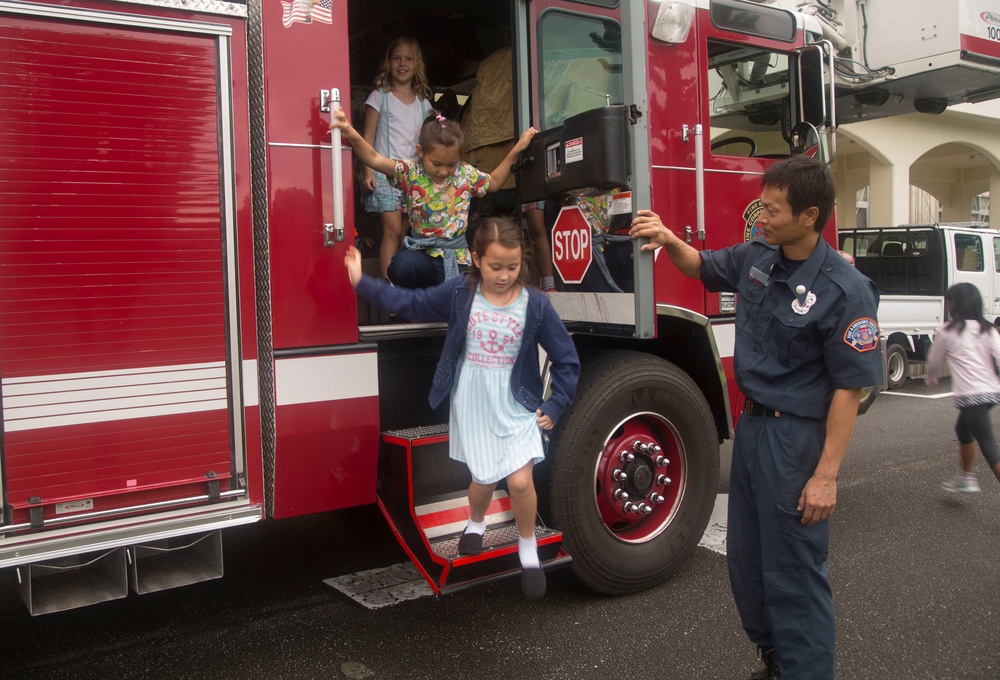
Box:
[728,411,834,680]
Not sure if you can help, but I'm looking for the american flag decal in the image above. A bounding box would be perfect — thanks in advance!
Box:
[280,0,332,27]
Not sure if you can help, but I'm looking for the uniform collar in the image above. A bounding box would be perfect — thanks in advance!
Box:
[783,238,830,306]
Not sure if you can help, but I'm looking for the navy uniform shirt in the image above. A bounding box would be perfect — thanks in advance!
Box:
[700,238,881,419]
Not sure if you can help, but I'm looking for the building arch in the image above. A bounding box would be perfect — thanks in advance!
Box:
[832,106,1000,229]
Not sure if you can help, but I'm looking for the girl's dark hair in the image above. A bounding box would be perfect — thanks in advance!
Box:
[945,282,994,335]
[466,217,530,289]
[419,109,464,152]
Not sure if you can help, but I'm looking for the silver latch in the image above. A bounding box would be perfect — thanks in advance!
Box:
[319,88,340,113]
[324,223,345,246]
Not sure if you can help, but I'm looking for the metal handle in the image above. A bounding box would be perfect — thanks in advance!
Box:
[693,124,705,241]
[320,88,345,247]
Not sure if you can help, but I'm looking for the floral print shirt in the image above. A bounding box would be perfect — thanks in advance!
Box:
[391,159,490,264]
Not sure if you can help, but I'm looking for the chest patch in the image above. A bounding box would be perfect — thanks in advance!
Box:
[844,317,879,352]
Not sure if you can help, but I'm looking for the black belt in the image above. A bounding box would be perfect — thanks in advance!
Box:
[743,399,782,418]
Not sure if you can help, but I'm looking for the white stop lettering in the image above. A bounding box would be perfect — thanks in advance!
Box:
[554,228,590,260]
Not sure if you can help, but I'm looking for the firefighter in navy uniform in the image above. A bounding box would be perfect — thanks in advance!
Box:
[630,155,882,680]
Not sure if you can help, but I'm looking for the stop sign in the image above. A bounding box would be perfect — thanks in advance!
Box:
[551,206,592,284]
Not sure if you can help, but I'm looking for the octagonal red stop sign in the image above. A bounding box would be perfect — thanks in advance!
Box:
[551,206,592,284]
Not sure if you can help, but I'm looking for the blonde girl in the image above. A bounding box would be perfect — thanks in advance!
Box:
[362,37,433,278]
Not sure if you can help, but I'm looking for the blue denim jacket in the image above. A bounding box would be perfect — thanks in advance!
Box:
[356,274,580,422]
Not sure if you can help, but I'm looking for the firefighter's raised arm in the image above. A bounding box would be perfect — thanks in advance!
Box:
[329,109,395,178]
[629,209,702,280]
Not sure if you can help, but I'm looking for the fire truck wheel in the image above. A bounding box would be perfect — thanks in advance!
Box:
[544,350,719,595]
[886,343,907,390]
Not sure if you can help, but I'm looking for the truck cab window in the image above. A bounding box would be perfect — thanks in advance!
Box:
[538,12,622,129]
[706,41,790,157]
[993,237,1000,273]
[954,234,984,272]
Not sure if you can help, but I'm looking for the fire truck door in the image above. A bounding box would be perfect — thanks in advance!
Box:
[697,5,808,316]
[515,0,654,338]
[259,1,379,519]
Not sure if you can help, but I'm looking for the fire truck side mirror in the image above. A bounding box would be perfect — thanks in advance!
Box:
[797,48,827,131]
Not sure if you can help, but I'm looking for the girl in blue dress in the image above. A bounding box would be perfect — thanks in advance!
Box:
[343,217,579,599]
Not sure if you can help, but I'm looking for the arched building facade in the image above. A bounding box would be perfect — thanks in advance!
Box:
[833,100,1000,230]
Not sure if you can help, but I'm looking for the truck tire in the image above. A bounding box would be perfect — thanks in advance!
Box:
[544,350,720,595]
[886,343,908,390]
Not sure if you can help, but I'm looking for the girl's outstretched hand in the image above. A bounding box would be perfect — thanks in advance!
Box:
[329,109,359,142]
[344,245,362,288]
[536,409,553,430]
[513,127,539,153]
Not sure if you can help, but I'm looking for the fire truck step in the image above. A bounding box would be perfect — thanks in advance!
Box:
[377,425,570,595]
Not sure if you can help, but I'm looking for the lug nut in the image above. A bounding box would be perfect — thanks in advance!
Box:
[649,493,665,504]
[651,444,662,454]
[619,451,635,463]
[637,503,653,515]
[655,455,670,467]
[623,502,637,514]
[657,474,672,486]
[632,441,652,454]
[613,488,630,501]
[613,469,628,482]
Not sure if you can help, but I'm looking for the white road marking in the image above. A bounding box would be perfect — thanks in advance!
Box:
[880,391,953,399]
[327,494,732,609]
[698,493,728,556]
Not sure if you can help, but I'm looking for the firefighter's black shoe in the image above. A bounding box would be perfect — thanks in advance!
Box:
[457,532,483,556]
[521,567,546,600]
[748,646,780,680]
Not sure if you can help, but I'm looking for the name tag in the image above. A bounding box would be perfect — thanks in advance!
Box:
[748,265,771,288]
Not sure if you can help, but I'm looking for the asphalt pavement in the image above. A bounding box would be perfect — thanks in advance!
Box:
[0,376,998,679]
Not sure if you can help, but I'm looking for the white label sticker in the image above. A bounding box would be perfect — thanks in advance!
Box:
[55,499,94,514]
[565,137,583,164]
[610,191,633,215]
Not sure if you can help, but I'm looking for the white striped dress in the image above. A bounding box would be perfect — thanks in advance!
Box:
[449,286,544,484]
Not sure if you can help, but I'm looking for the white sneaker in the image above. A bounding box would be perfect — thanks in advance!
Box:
[942,475,981,493]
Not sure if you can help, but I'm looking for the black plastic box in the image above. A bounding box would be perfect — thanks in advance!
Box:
[519,105,631,203]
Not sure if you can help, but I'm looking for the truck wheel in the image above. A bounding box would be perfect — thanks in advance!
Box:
[886,343,908,389]
[545,350,720,595]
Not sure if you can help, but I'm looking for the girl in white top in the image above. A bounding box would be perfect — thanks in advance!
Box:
[362,37,432,278]
[925,282,1000,492]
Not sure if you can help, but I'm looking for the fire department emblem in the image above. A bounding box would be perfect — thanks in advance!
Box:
[844,317,879,352]
[743,199,764,242]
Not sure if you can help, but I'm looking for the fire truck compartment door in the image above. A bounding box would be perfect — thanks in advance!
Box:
[0,6,248,530]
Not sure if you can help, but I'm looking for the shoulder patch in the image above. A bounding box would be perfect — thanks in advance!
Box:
[844,317,879,352]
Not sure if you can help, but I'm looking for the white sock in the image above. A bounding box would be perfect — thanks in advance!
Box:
[465,519,486,536]
[518,535,540,569]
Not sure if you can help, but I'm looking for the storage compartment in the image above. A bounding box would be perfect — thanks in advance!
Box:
[17,548,128,616]
[519,106,631,203]
[129,531,224,595]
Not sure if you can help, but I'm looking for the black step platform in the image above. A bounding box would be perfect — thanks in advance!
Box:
[377,424,570,596]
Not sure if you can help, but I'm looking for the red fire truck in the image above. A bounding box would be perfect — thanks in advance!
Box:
[2,0,999,614]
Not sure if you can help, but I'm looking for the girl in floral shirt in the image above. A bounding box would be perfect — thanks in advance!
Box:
[332,109,536,288]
